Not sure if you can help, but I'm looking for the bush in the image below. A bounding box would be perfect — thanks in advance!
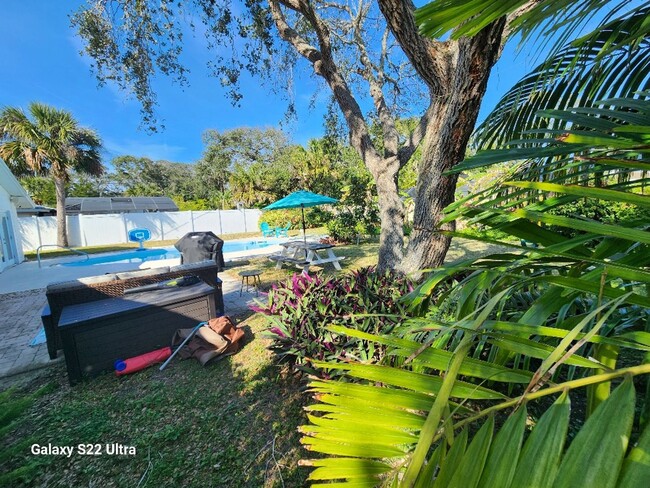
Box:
[548,199,650,238]
[324,175,380,243]
[326,212,358,242]
[305,207,334,227]
[254,267,413,376]
[326,210,380,243]
[262,209,303,229]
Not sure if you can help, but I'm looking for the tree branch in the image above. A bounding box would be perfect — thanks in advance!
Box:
[270,1,323,65]
[503,0,545,43]
[349,1,400,157]
[268,0,381,164]
[397,103,433,166]
[375,0,447,94]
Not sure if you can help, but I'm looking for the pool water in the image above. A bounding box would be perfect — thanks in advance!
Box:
[61,239,280,267]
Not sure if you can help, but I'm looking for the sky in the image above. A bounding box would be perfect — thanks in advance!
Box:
[1,1,540,165]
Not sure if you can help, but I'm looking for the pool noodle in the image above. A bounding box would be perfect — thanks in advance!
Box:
[115,347,172,376]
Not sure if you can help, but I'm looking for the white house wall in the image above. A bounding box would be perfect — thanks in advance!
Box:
[18,209,262,251]
[0,185,13,272]
[0,185,25,271]
[16,217,40,252]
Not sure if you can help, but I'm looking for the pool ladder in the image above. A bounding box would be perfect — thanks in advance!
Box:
[36,244,90,268]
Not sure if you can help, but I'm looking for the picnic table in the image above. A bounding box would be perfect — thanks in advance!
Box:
[268,241,345,274]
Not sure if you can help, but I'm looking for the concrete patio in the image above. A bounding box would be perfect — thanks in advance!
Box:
[0,259,266,379]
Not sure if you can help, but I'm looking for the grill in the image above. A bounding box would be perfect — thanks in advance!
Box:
[174,231,225,271]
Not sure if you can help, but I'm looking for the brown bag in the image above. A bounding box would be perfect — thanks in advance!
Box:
[172,316,245,366]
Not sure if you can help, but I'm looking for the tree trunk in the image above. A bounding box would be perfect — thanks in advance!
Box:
[54,176,69,247]
[391,22,506,275]
[268,0,505,274]
[400,115,460,274]
[401,74,496,274]
[268,0,410,272]
[372,156,404,272]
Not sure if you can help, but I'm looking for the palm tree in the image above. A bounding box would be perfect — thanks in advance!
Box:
[297,98,650,488]
[0,103,103,247]
[416,0,650,149]
[294,2,650,485]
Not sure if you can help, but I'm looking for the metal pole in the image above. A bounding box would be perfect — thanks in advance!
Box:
[301,204,307,245]
[122,213,129,244]
[34,215,42,250]
[159,322,206,371]
[243,207,247,233]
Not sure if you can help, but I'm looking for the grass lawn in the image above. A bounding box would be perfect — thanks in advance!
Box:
[1,315,308,487]
[3,236,509,486]
[222,236,507,288]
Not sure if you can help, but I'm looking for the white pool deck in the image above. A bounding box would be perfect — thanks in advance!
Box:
[0,242,285,295]
[0,240,291,380]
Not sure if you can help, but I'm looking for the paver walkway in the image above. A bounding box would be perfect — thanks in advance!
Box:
[0,273,262,379]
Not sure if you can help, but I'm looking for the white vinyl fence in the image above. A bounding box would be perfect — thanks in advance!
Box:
[17,209,262,252]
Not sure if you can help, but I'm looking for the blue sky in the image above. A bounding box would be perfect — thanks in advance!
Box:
[1,1,539,165]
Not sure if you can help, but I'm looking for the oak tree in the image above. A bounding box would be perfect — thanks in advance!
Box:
[72,0,510,272]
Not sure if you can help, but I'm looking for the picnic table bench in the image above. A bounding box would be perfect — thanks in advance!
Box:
[268,255,310,266]
[270,241,345,274]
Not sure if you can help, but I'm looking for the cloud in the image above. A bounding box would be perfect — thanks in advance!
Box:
[102,138,186,162]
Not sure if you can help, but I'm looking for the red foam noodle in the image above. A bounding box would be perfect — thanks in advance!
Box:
[114,347,172,376]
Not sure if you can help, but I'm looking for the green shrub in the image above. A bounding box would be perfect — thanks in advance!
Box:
[326,212,358,242]
[254,267,413,376]
[305,207,334,227]
[262,209,302,228]
[172,197,215,211]
[324,175,380,242]
[326,209,380,243]
[548,199,650,238]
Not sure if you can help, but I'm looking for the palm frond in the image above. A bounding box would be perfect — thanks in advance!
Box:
[415,0,644,56]
[0,103,104,178]
[452,96,650,174]
[475,5,650,148]
[69,128,104,176]
[301,332,650,485]
[299,93,650,485]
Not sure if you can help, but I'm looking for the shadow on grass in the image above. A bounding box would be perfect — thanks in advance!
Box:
[1,315,310,487]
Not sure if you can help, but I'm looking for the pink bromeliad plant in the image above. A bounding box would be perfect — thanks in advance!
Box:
[253,266,413,376]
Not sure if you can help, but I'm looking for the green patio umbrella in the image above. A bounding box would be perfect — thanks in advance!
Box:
[263,190,337,244]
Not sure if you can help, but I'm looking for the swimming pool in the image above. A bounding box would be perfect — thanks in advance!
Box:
[61,238,282,267]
